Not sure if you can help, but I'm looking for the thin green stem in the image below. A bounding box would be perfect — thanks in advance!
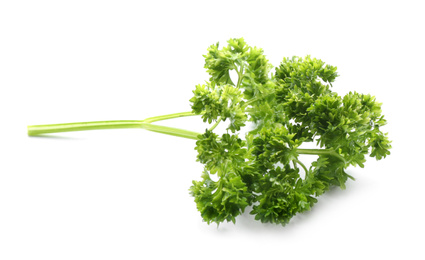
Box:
[27,120,202,140]
[296,148,346,164]
[246,97,259,105]
[236,65,244,89]
[293,158,309,176]
[27,120,144,135]
[142,111,196,123]
[140,123,201,140]
[209,117,222,131]
[28,111,201,138]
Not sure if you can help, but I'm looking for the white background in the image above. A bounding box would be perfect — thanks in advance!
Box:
[1,1,424,259]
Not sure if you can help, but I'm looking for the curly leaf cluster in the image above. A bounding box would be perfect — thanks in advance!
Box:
[251,165,316,225]
[189,38,391,226]
[189,130,252,224]
[190,83,247,133]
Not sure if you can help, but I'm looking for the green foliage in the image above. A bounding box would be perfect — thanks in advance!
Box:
[189,83,247,133]
[190,130,252,224]
[251,126,303,171]
[250,165,317,225]
[189,38,391,226]
[27,37,391,227]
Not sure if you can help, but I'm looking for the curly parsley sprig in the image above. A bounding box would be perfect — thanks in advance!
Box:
[27,38,391,226]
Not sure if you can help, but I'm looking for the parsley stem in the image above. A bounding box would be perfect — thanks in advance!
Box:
[296,148,346,164]
[27,120,202,140]
[236,66,244,88]
[28,111,200,137]
[209,117,222,131]
[28,120,144,135]
[139,123,201,140]
[293,158,309,175]
[142,111,197,123]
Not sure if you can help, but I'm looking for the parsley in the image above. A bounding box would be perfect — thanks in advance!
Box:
[28,38,391,226]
